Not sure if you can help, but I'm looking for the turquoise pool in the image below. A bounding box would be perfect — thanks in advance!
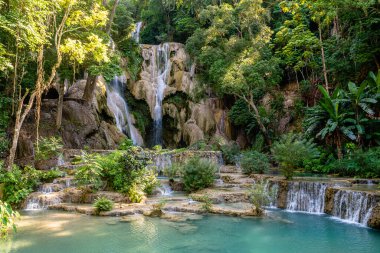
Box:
[1,210,380,253]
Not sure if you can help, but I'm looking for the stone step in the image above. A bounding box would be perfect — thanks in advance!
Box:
[219,165,242,174]
[190,188,250,204]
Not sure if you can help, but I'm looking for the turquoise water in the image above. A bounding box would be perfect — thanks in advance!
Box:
[1,210,380,253]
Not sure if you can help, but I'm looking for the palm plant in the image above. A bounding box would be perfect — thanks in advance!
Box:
[343,79,378,144]
[271,133,320,179]
[305,86,355,159]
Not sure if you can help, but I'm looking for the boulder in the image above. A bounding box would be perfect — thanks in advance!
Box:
[183,119,204,145]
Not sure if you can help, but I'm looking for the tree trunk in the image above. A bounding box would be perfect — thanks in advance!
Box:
[246,96,272,146]
[82,75,98,104]
[11,43,19,116]
[56,79,67,129]
[336,132,343,160]
[106,0,119,35]
[6,91,36,171]
[319,26,329,92]
[34,46,45,147]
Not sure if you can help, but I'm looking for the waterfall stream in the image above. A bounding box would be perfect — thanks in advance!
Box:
[332,190,377,225]
[272,180,378,226]
[151,43,171,145]
[107,75,143,146]
[131,22,143,43]
[286,181,328,214]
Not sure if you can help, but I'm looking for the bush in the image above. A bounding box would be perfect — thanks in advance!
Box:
[74,152,104,190]
[200,195,213,213]
[241,151,270,174]
[102,151,158,202]
[271,133,320,180]
[182,157,217,192]
[118,138,133,150]
[326,148,380,178]
[0,200,19,238]
[220,143,240,165]
[249,180,275,215]
[73,150,159,203]
[35,136,63,161]
[163,163,182,181]
[0,163,62,206]
[152,145,162,152]
[93,197,114,213]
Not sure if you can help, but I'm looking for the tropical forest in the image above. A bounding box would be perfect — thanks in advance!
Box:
[0,0,380,252]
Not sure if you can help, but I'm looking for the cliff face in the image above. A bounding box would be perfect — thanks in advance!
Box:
[128,42,233,147]
[17,77,124,164]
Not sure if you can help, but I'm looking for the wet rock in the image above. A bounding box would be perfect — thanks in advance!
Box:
[324,187,336,214]
[367,204,380,229]
[120,214,145,223]
[276,180,288,209]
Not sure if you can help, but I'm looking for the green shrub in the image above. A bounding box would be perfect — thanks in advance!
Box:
[152,145,162,152]
[271,133,320,180]
[0,133,9,157]
[199,195,213,213]
[182,157,217,192]
[241,151,270,174]
[220,143,240,165]
[74,152,104,190]
[118,138,133,150]
[0,163,62,206]
[93,197,114,213]
[127,184,144,203]
[249,180,276,215]
[326,148,380,178]
[188,140,208,151]
[0,200,19,238]
[103,151,158,202]
[35,136,63,161]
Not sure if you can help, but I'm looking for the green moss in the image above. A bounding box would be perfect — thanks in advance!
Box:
[163,92,190,109]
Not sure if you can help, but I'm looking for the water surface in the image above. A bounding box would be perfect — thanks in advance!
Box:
[1,210,380,253]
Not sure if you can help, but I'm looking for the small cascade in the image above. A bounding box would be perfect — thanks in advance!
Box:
[53,177,74,188]
[107,75,143,146]
[25,179,72,210]
[286,181,327,213]
[332,190,377,225]
[131,21,143,43]
[25,193,63,211]
[156,183,173,197]
[264,181,279,208]
[57,154,65,166]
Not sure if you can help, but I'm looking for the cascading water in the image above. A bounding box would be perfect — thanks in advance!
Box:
[150,43,171,145]
[332,190,377,225]
[264,181,279,208]
[156,183,173,197]
[286,181,328,213]
[107,75,143,146]
[131,22,143,43]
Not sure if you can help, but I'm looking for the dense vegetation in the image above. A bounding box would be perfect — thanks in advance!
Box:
[0,0,379,200]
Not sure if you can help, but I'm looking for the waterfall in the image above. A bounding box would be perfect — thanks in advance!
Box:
[332,190,377,225]
[286,181,327,214]
[107,75,143,146]
[151,43,171,145]
[131,22,143,43]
